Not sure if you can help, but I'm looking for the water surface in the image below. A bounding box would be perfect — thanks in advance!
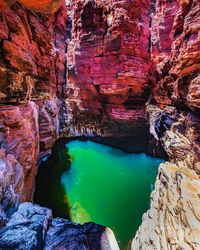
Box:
[61,140,163,249]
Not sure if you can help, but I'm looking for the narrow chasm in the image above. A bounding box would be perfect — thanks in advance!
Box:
[0,0,200,249]
[34,138,164,250]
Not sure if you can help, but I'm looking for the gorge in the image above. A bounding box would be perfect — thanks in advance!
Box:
[35,139,163,249]
[0,0,199,249]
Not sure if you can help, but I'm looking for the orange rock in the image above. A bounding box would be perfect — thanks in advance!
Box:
[0,0,15,12]
[0,0,61,13]
[18,0,61,13]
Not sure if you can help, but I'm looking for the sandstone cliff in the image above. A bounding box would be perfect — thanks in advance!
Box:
[0,0,199,249]
[132,0,200,249]
[64,0,153,138]
[0,0,67,206]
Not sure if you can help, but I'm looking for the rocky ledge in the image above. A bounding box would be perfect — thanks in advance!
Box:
[132,161,200,250]
[0,0,199,249]
[132,104,200,249]
[0,202,119,250]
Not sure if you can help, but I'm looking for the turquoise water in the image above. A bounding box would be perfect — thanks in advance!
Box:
[61,140,163,249]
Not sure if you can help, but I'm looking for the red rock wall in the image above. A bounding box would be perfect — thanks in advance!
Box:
[0,102,39,202]
[0,1,67,101]
[0,0,199,209]
[0,1,68,205]
[66,0,152,119]
[151,0,200,111]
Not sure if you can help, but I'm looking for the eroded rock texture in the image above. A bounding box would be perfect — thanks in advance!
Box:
[63,0,152,139]
[151,0,200,111]
[132,0,200,247]
[0,0,199,249]
[0,1,67,101]
[0,0,61,13]
[0,1,67,209]
[0,202,119,250]
[0,102,39,203]
[132,161,200,250]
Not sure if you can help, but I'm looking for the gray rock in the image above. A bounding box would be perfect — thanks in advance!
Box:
[0,222,42,250]
[45,218,119,250]
[0,202,52,250]
[8,202,52,239]
[0,202,119,250]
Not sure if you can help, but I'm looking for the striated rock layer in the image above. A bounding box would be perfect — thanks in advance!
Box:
[132,105,200,249]
[0,0,199,249]
[132,161,200,250]
[132,0,200,248]
[63,0,153,140]
[0,0,68,210]
[151,0,200,112]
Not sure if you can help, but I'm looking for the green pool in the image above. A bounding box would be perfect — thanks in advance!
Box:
[61,140,163,249]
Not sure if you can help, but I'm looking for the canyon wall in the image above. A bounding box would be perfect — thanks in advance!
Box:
[151,0,200,112]
[132,0,200,249]
[0,0,199,249]
[0,0,67,209]
[62,0,152,142]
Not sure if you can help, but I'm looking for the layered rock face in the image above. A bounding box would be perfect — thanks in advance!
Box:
[0,102,39,204]
[151,0,200,111]
[63,0,152,139]
[0,0,199,249]
[132,105,200,249]
[0,1,67,210]
[132,0,200,249]
[132,161,200,250]
[0,1,67,101]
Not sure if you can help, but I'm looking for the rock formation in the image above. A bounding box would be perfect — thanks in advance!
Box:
[132,161,200,250]
[132,0,200,249]
[0,202,119,250]
[151,0,200,111]
[64,0,152,138]
[0,0,199,249]
[132,105,200,249]
[0,0,67,208]
[0,0,62,13]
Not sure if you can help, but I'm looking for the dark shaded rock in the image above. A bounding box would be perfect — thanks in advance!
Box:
[45,218,119,250]
[0,208,7,227]
[155,112,177,139]
[0,202,119,250]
